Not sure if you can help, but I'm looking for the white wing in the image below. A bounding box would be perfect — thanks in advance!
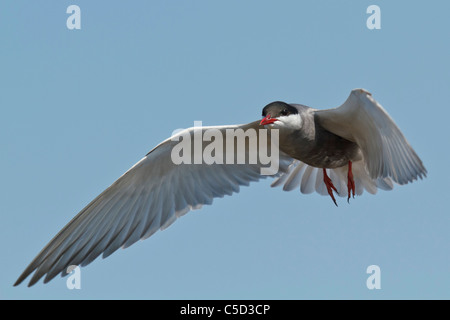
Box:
[15,121,292,287]
[315,89,427,184]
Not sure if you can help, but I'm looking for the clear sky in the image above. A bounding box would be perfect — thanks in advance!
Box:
[1,1,449,299]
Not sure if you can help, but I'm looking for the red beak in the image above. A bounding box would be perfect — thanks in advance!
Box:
[260,114,278,126]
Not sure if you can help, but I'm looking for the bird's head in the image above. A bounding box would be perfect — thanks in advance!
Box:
[260,101,301,129]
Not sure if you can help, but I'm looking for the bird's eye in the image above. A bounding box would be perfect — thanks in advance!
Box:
[281,109,289,116]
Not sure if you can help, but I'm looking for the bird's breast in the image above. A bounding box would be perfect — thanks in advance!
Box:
[279,128,361,169]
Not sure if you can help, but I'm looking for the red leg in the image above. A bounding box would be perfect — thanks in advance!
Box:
[323,168,338,206]
[347,161,355,203]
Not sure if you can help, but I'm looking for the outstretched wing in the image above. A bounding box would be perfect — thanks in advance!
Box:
[15,121,292,287]
[315,89,426,184]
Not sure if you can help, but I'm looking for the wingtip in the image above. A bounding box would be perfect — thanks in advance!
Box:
[13,273,27,287]
[351,88,372,96]
[13,275,36,288]
[14,264,41,287]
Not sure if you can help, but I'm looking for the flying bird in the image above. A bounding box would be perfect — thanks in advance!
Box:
[15,89,426,286]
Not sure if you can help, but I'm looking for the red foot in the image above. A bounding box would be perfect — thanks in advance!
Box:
[347,161,355,203]
[323,168,338,206]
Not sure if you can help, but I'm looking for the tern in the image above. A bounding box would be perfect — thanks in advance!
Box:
[15,89,426,286]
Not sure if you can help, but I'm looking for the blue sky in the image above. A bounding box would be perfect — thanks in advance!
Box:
[1,1,449,299]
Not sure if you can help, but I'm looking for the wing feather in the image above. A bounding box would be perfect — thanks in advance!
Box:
[15,122,292,286]
[272,159,394,198]
[315,89,426,184]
